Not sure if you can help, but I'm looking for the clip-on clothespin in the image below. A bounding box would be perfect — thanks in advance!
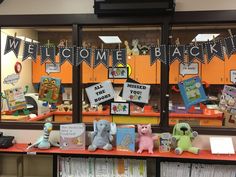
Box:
[47,40,50,48]
[65,40,68,48]
[156,38,160,48]
[213,35,216,44]
[228,29,233,38]
[175,38,180,46]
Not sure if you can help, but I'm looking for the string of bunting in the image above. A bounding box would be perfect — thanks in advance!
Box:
[4,33,236,68]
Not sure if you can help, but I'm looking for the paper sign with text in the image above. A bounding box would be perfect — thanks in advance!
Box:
[180,63,199,76]
[230,70,236,84]
[122,82,150,104]
[85,80,115,105]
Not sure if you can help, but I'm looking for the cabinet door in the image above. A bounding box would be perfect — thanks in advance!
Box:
[224,54,236,84]
[32,56,42,83]
[169,60,180,84]
[156,60,161,84]
[93,56,113,83]
[202,56,225,84]
[82,61,94,83]
[32,56,72,83]
[113,56,135,84]
[134,55,157,84]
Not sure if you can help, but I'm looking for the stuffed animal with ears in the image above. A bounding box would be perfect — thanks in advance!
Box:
[88,120,115,151]
[27,122,60,150]
[136,124,158,154]
[172,123,199,155]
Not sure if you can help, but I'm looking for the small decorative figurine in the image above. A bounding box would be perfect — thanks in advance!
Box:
[136,124,158,154]
[131,39,140,56]
[27,122,60,150]
[172,123,200,155]
[88,120,115,151]
[124,40,132,56]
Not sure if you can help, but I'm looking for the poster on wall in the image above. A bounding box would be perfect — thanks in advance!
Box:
[122,82,150,104]
[178,76,207,109]
[85,80,115,105]
[4,87,27,111]
[38,76,61,103]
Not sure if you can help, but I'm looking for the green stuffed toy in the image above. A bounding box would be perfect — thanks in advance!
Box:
[172,122,200,155]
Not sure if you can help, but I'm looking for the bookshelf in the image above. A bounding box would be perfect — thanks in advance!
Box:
[0,144,236,177]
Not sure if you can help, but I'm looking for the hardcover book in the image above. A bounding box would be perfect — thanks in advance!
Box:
[116,125,135,152]
[60,123,86,150]
[4,87,26,111]
[219,85,236,113]
[38,76,61,103]
[178,76,207,109]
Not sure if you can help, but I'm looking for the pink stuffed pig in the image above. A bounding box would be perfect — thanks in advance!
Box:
[137,124,158,154]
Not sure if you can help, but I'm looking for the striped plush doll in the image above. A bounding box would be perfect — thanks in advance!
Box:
[27,122,60,150]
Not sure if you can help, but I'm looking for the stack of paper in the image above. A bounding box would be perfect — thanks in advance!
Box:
[161,162,236,177]
[58,157,147,177]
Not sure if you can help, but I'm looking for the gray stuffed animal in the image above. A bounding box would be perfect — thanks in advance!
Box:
[88,120,114,151]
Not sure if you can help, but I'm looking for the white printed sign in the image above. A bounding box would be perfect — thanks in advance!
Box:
[45,63,60,74]
[210,137,235,154]
[122,82,150,104]
[85,80,115,105]
[60,124,85,138]
[230,70,236,83]
[180,63,199,76]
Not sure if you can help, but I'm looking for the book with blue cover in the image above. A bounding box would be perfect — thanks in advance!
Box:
[116,125,135,152]
[178,76,207,109]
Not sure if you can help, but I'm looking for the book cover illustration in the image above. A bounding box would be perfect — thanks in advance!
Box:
[38,76,61,103]
[4,87,26,111]
[219,85,236,113]
[60,123,86,150]
[116,125,135,152]
[159,133,172,153]
[178,76,207,109]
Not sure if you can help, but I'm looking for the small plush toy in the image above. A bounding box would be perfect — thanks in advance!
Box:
[27,122,60,150]
[172,123,199,155]
[88,120,114,151]
[136,124,158,154]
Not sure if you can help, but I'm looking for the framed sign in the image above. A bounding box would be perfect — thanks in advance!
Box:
[122,82,150,104]
[45,63,60,74]
[108,67,128,79]
[85,80,115,105]
[110,102,130,115]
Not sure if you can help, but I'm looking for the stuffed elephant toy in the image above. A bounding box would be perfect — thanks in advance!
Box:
[88,120,114,151]
[172,122,200,155]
